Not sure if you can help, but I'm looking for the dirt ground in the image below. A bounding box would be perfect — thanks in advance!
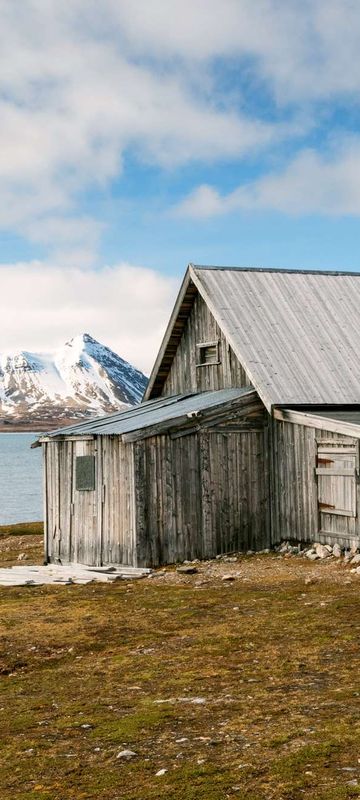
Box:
[1,530,360,799]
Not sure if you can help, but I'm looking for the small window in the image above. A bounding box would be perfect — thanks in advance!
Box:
[196,340,220,367]
[76,455,95,491]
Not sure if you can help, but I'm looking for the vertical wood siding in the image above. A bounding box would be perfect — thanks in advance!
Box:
[271,419,360,547]
[99,437,136,566]
[44,436,136,566]
[135,424,270,567]
[162,293,250,396]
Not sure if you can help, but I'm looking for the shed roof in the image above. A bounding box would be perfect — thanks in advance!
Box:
[146,265,360,410]
[35,387,258,445]
[274,407,360,439]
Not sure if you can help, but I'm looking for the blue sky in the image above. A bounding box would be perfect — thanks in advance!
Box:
[1,1,360,372]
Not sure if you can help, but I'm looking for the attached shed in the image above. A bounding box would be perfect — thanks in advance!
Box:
[36,265,360,566]
[37,387,269,567]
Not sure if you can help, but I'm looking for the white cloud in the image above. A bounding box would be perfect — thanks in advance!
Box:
[0,0,359,256]
[174,141,360,218]
[0,262,178,374]
[0,0,294,261]
[111,0,360,102]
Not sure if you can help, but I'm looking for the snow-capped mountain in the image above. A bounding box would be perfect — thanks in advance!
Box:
[0,334,148,427]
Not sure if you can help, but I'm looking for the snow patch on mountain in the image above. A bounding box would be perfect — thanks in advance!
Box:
[0,333,148,424]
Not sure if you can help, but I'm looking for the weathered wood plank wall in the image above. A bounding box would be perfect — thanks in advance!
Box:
[44,436,136,566]
[162,293,250,396]
[135,418,270,567]
[99,437,136,566]
[271,419,360,547]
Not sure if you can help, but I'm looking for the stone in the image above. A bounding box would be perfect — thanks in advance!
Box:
[222,574,236,581]
[315,544,331,559]
[332,543,342,558]
[117,749,137,760]
[17,553,26,561]
[156,768,167,776]
[176,565,198,574]
[351,554,360,565]
[305,552,320,561]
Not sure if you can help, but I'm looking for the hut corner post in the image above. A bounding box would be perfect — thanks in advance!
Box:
[42,442,48,564]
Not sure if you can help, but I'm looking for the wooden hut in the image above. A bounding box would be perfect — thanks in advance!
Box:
[36,265,360,566]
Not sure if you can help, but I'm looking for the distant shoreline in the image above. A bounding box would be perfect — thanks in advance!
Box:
[0,418,84,433]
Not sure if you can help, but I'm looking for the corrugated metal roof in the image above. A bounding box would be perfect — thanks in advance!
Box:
[37,387,255,442]
[307,410,360,426]
[190,265,360,409]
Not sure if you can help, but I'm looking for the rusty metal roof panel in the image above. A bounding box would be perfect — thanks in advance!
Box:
[190,266,360,409]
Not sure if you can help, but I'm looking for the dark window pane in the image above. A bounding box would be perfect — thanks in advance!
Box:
[76,455,95,491]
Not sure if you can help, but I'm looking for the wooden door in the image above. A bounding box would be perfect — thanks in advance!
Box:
[316,442,358,539]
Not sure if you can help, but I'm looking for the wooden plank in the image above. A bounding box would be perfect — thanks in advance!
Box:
[274,408,360,439]
[315,468,356,476]
[42,443,48,563]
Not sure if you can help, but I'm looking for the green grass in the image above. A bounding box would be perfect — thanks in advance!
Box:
[0,521,43,537]
[0,540,360,798]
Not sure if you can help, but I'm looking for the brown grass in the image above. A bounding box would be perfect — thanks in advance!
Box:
[0,535,360,799]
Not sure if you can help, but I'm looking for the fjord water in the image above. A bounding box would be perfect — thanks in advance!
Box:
[0,433,42,524]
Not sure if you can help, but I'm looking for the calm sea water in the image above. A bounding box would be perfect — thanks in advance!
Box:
[0,433,42,524]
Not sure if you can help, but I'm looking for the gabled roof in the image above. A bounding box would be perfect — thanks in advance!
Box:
[145,264,360,410]
[34,387,260,445]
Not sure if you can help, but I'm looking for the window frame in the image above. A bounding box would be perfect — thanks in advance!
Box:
[196,340,220,367]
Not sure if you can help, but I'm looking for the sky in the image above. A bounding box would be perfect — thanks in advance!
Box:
[2,0,360,374]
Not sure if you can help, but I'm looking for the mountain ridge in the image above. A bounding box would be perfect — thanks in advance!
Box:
[0,333,148,429]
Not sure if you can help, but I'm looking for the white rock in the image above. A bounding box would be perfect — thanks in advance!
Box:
[315,544,331,559]
[305,552,320,561]
[156,768,167,776]
[351,554,360,565]
[117,749,137,759]
[332,543,342,558]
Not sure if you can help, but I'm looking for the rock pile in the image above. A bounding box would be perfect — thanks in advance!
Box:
[276,540,360,567]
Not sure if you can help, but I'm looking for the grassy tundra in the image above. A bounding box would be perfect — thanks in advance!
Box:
[0,526,360,799]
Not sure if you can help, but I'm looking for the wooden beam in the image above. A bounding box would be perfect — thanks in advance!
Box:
[273,407,360,439]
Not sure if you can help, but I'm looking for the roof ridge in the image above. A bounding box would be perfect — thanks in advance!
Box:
[191,264,360,277]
